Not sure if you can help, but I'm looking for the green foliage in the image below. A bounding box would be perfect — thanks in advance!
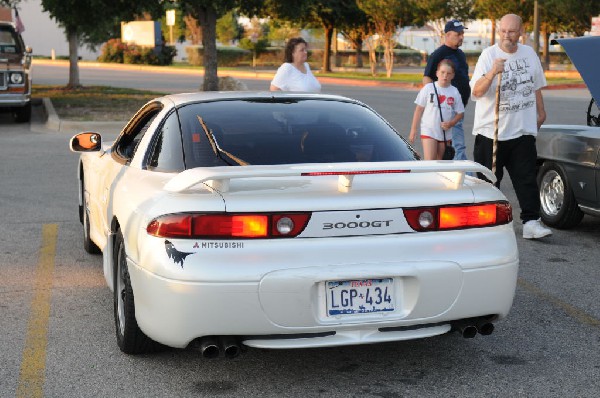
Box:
[216,10,244,44]
[415,0,474,26]
[98,39,177,65]
[97,39,127,63]
[239,37,270,53]
[266,19,302,47]
[539,0,600,36]
[41,0,163,45]
[472,0,526,24]
[185,45,250,67]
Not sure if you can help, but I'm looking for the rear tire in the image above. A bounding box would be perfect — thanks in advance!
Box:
[113,230,158,354]
[537,161,584,229]
[14,102,32,123]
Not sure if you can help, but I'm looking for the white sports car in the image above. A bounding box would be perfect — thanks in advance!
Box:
[70,92,518,358]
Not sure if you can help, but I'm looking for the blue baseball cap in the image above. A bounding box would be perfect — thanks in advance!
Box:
[445,20,467,33]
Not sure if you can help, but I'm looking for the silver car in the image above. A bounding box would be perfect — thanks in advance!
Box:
[537,36,600,228]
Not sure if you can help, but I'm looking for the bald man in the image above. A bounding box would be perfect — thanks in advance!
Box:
[470,13,551,239]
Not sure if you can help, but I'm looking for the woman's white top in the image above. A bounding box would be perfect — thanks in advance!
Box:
[271,62,321,92]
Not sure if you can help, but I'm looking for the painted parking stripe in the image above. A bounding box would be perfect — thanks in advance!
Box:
[16,224,58,398]
[518,278,600,328]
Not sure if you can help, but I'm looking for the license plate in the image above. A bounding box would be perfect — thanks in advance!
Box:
[326,278,394,316]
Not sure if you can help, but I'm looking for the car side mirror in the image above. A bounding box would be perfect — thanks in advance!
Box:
[70,132,102,152]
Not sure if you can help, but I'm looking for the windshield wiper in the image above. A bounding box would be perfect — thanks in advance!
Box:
[196,116,248,166]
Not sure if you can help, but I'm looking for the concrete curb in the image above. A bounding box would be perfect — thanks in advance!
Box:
[42,98,60,131]
[41,97,126,133]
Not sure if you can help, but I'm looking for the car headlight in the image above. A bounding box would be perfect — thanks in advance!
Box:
[10,73,23,84]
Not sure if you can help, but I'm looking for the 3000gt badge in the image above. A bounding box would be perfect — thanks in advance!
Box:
[323,220,393,230]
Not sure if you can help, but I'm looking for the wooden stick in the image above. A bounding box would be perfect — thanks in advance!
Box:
[492,72,502,175]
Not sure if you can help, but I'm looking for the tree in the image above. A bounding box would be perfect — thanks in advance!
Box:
[305,0,349,72]
[265,0,368,73]
[473,0,525,45]
[216,10,244,45]
[179,0,263,91]
[239,17,269,67]
[357,0,418,77]
[40,0,162,88]
[266,19,302,47]
[337,3,371,69]
[536,0,600,67]
[416,0,474,40]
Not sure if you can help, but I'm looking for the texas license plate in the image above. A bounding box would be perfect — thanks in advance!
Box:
[326,278,394,316]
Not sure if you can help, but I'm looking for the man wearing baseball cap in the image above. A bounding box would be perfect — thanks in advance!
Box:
[423,19,470,161]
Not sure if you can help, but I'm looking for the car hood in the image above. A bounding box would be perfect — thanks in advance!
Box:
[0,52,24,65]
[556,36,600,106]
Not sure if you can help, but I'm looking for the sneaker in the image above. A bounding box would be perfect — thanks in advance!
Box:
[523,219,552,239]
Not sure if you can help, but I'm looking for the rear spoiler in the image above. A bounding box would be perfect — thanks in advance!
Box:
[164,160,496,193]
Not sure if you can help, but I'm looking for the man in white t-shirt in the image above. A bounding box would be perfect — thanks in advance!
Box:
[470,13,551,239]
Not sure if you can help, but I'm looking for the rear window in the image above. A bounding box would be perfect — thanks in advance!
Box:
[177,98,417,169]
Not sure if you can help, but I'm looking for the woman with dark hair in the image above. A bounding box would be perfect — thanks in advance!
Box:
[270,37,321,92]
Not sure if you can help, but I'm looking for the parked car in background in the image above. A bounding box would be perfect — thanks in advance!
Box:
[0,21,32,123]
[537,36,600,229]
[70,91,519,358]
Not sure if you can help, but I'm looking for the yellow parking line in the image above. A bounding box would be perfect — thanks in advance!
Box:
[16,224,58,398]
[518,278,600,328]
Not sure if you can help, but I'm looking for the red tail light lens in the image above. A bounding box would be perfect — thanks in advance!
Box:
[193,215,269,237]
[404,202,512,232]
[147,213,311,239]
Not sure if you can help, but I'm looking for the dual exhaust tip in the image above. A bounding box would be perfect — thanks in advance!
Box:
[192,336,242,359]
[453,319,495,338]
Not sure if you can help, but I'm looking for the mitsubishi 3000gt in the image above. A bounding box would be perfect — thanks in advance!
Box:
[70,92,518,358]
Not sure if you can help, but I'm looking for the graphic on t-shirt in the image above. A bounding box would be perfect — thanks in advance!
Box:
[499,57,536,114]
[428,93,454,106]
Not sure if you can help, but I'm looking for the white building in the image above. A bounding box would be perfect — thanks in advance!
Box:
[397,20,496,54]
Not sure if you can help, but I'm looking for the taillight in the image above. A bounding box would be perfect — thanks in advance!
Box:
[147,213,311,239]
[404,202,512,231]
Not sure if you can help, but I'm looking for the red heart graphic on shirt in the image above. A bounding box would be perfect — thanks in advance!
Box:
[438,95,446,104]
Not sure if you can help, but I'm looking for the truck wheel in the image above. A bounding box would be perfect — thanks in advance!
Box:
[537,161,584,229]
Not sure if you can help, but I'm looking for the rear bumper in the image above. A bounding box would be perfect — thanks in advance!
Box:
[128,225,518,349]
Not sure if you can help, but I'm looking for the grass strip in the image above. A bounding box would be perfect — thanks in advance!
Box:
[32,85,165,121]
